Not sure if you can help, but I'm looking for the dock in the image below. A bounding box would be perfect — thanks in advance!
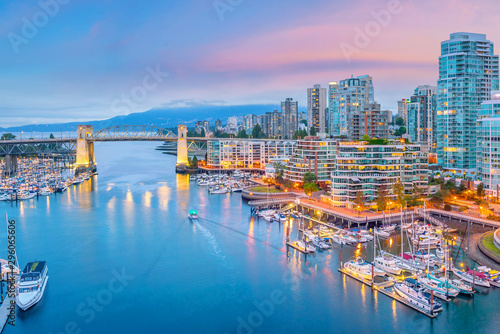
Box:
[0,292,14,332]
[338,268,438,318]
[286,241,310,255]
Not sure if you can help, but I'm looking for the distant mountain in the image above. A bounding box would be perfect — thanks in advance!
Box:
[0,104,285,133]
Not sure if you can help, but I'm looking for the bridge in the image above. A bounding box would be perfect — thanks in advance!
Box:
[0,124,207,173]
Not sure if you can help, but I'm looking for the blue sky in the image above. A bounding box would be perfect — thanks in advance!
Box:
[1,0,499,127]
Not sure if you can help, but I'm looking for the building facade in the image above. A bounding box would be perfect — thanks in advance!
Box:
[397,99,409,123]
[436,32,499,172]
[330,142,428,207]
[477,91,500,196]
[307,84,327,134]
[329,75,374,137]
[406,85,437,152]
[346,103,389,140]
[284,138,337,184]
[281,98,298,139]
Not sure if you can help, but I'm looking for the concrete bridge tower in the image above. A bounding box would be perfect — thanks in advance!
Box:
[176,124,188,171]
[75,125,95,167]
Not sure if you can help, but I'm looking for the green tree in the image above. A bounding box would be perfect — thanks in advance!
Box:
[49,133,55,139]
[477,183,485,198]
[190,155,199,168]
[394,126,407,137]
[392,181,405,207]
[376,185,388,211]
[303,172,317,184]
[304,182,319,196]
[396,116,404,126]
[1,133,16,140]
[236,129,248,138]
[300,129,308,138]
[309,127,316,136]
[293,130,301,140]
[200,128,206,137]
[354,191,366,215]
[252,124,265,138]
[361,134,370,141]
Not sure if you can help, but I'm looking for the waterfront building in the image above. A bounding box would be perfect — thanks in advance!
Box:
[281,98,298,139]
[330,141,428,207]
[406,85,437,152]
[477,91,500,196]
[206,139,296,169]
[329,75,374,137]
[284,138,337,184]
[307,84,327,134]
[436,32,499,172]
[346,103,389,140]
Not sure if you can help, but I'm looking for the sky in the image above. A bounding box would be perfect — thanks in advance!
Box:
[1,0,500,127]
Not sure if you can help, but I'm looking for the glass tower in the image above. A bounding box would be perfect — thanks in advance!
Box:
[436,32,499,172]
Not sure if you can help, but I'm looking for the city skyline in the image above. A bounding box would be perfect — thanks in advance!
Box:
[1,0,500,127]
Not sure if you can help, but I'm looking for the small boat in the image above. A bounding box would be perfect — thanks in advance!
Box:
[374,254,403,275]
[296,240,316,253]
[452,268,491,288]
[394,278,443,313]
[449,279,474,296]
[188,210,199,221]
[418,274,459,300]
[273,213,287,223]
[332,233,346,245]
[374,229,390,239]
[16,261,49,311]
[311,237,331,250]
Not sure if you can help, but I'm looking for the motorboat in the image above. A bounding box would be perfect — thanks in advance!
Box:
[344,257,385,280]
[209,187,229,194]
[332,233,346,245]
[394,278,443,313]
[452,268,491,288]
[16,261,49,311]
[273,213,287,223]
[296,240,316,253]
[311,237,331,250]
[337,231,357,245]
[374,229,390,239]
[188,210,199,221]
[374,254,403,275]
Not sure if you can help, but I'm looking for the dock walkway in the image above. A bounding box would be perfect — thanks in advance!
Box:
[0,293,14,333]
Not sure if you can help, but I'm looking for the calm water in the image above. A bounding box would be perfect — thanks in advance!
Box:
[2,142,499,333]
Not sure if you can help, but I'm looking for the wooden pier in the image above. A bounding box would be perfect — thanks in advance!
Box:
[338,268,438,318]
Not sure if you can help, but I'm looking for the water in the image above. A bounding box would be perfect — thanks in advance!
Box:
[2,142,499,333]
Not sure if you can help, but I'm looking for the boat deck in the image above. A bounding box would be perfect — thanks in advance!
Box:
[339,268,438,318]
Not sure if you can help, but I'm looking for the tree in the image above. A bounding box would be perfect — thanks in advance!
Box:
[303,172,317,184]
[190,155,199,168]
[304,182,319,195]
[354,191,366,215]
[49,133,55,139]
[444,204,452,211]
[309,127,317,136]
[396,116,404,126]
[392,181,405,207]
[477,183,485,198]
[200,128,206,138]
[1,133,16,140]
[376,185,388,211]
[236,129,248,138]
[252,124,265,138]
[293,130,301,140]
[394,126,407,137]
[273,161,286,184]
[361,134,370,141]
[300,129,308,138]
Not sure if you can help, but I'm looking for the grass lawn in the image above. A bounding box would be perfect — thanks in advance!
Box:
[481,232,500,257]
[249,186,284,193]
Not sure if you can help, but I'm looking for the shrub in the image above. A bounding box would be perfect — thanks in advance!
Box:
[444,204,452,211]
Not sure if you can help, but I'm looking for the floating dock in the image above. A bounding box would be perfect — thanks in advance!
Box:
[0,292,15,332]
[286,241,310,255]
[338,268,438,318]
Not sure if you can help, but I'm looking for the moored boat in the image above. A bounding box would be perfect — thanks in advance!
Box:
[16,261,49,311]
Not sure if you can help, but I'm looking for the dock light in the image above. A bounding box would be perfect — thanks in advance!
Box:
[453,236,457,240]
[389,238,393,246]
[249,193,253,196]
[357,243,361,249]
[285,189,288,192]
[460,263,464,267]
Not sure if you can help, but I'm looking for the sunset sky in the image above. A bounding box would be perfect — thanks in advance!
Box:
[1,0,500,127]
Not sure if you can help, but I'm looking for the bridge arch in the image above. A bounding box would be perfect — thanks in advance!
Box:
[89,125,177,141]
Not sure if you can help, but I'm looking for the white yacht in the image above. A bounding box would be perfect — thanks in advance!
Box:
[394,278,443,313]
[452,268,491,288]
[296,240,316,253]
[374,254,403,275]
[374,229,390,239]
[344,258,385,280]
[418,274,459,300]
[16,261,49,311]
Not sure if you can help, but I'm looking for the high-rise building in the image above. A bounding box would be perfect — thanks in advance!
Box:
[436,32,499,172]
[346,103,389,140]
[397,99,409,123]
[244,114,258,134]
[307,84,327,134]
[281,98,298,139]
[477,91,500,195]
[269,110,283,138]
[215,119,223,131]
[406,85,437,152]
[226,116,239,135]
[329,75,374,137]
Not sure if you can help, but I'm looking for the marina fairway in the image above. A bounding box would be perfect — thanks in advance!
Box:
[1,142,499,333]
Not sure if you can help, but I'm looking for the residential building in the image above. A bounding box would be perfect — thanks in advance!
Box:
[281,98,298,139]
[298,111,307,122]
[215,119,223,131]
[307,84,327,134]
[206,139,296,169]
[346,103,389,140]
[406,85,437,151]
[329,75,374,137]
[226,116,239,135]
[284,138,337,184]
[268,110,283,138]
[477,91,500,196]
[244,114,258,134]
[436,32,499,172]
[397,99,409,122]
[330,142,428,207]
